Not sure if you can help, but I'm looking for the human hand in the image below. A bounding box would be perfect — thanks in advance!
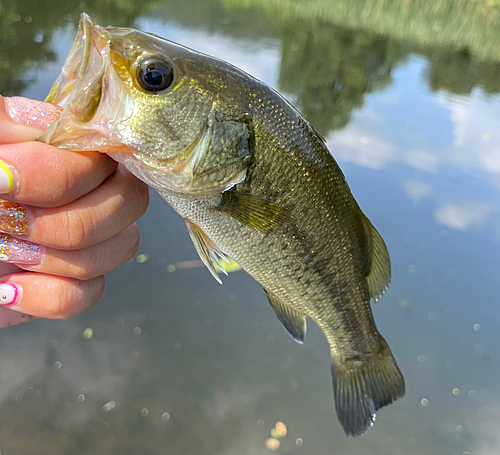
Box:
[0,96,149,328]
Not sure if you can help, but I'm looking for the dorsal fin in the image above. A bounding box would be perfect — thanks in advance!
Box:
[184,219,230,284]
[361,215,391,303]
[264,289,306,343]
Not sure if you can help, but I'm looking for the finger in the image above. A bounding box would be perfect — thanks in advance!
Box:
[18,224,140,280]
[0,140,118,207]
[0,96,59,143]
[0,263,23,276]
[0,255,35,329]
[1,96,62,130]
[1,95,117,206]
[0,274,105,319]
[12,165,148,249]
[0,307,37,329]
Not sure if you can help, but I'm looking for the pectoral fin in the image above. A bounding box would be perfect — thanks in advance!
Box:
[215,190,288,231]
[185,219,230,284]
[264,289,306,343]
[361,215,391,303]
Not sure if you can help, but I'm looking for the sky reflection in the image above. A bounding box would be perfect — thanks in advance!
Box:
[1,5,500,454]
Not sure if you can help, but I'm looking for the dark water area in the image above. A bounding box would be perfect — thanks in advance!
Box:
[1,0,500,453]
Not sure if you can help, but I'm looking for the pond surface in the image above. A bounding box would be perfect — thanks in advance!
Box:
[1,1,500,454]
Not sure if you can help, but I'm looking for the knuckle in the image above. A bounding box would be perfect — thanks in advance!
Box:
[120,169,150,220]
[77,255,99,281]
[46,276,104,320]
[46,279,77,320]
[62,208,98,250]
[127,224,141,260]
[84,276,105,308]
[135,180,150,217]
[93,275,105,301]
[49,211,76,249]
[56,166,74,205]
[44,155,75,207]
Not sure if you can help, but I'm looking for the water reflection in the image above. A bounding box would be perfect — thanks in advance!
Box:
[403,181,433,204]
[1,0,500,453]
[0,0,162,96]
[279,21,407,134]
[434,203,495,231]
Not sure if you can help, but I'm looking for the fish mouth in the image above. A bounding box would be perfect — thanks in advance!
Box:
[41,13,125,151]
[40,14,204,168]
[45,13,103,109]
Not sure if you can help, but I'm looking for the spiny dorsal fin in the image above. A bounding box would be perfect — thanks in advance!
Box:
[361,215,391,303]
[264,289,306,343]
[214,190,288,231]
[184,219,230,284]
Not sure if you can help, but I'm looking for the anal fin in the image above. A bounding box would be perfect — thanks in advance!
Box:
[264,289,306,343]
[185,219,230,284]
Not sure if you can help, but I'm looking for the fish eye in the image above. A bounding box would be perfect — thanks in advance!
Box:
[136,58,174,93]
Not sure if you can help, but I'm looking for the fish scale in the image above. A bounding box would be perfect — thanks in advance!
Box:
[42,13,405,437]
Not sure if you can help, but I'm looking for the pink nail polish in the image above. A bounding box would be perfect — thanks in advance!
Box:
[5,97,62,130]
[0,282,21,305]
[0,234,43,264]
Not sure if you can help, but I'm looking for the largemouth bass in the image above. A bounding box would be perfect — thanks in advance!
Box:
[42,13,405,436]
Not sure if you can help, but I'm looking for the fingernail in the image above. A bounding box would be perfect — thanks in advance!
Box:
[0,234,43,264]
[0,160,15,193]
[0,282,21,305]
[0,199,29,234]
[5,97,62,130]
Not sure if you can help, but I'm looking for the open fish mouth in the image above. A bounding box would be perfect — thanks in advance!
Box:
[40,13,212,186]
[46,13,105,111]
[40,13,125,150]
[40,14,236,194]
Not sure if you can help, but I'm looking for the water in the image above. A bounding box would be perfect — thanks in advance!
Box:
[1,1,500,453]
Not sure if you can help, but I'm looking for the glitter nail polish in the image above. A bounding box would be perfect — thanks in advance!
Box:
[0,282,20,305]
[0,199,29,234]
[5,97,62,131]
[0,234,42,264]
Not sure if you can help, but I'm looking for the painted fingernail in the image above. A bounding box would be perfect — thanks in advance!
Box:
[0,234,42,264]
[5,97,62,130]
[0,160,14,194]
[0,282,21,305]
[0,199,29,234]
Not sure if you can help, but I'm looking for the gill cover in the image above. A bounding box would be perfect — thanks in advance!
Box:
[40,13,254,195]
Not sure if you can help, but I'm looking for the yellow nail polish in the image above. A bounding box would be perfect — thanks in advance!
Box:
[0,160,14,193]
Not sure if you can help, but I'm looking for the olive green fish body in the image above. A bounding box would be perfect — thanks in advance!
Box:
[160,79,380,356]
[43,14,405,437]
[157,76,404,435]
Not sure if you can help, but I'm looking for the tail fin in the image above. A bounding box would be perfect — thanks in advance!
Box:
[331,342,405,437]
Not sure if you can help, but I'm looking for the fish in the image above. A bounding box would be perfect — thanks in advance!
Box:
[41,13,405,436]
